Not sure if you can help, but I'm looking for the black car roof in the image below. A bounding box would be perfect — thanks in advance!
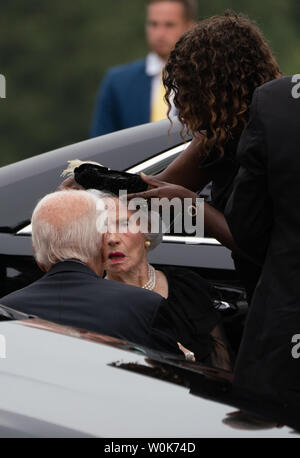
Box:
[0,119,184,231]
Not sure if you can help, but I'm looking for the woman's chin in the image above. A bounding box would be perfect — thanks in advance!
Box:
[106,260,128,273]
[109,259,125,265]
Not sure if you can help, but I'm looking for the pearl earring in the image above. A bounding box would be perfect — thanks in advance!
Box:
[145,240,151,249]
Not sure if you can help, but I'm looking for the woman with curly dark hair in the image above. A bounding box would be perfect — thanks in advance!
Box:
[164,11,281,158]
[131,11,282,302]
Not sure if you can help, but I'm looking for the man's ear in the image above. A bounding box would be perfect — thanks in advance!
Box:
[37,262,48,273]
[32,245,48,273]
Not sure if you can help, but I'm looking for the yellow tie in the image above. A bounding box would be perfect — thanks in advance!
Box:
[151,75,167,122]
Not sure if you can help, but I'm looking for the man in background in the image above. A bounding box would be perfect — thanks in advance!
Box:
[90,0,196,137]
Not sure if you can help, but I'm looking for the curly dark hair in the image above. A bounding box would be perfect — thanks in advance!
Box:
[163,10,282,155]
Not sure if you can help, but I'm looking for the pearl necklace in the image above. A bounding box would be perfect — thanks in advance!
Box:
[104,264,156,291]
[142,264,156,291]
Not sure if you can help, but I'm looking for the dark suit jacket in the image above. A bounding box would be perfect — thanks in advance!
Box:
[225,76,300,413]
[90,59,151,137]
[0,260,177,353]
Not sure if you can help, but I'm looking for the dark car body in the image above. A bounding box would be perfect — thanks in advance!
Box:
[0,305,297,437]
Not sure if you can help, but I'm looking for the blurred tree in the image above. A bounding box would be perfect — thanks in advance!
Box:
[0,0,299,167]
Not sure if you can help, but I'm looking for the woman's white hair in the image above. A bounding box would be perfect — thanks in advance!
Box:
[60,160,164,251]
[32,190,107,269]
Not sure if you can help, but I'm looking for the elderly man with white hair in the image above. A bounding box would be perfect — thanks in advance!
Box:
[0,190,178,353]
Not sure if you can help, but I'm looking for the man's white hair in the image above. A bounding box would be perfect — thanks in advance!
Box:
[32,190,106,269]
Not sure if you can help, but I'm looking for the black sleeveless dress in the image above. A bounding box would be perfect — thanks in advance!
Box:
[152,265,232,370]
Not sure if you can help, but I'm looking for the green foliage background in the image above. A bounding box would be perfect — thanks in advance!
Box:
[0,0,299,167]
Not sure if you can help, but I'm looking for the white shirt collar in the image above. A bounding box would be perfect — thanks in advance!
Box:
[145,52,166,77]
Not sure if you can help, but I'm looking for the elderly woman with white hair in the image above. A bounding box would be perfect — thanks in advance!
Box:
[60,161,232,369]
[103,197,232,369]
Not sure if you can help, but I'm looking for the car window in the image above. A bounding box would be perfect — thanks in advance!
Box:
[127,142,217,246]
[17,142,218,245]
[127,143,188,176]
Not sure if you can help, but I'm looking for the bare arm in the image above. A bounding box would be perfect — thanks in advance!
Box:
[133,174,239,254]
[204,202,236,252]
[155,136,211,192]
[204,202,260,265]
[129,173,259,265]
